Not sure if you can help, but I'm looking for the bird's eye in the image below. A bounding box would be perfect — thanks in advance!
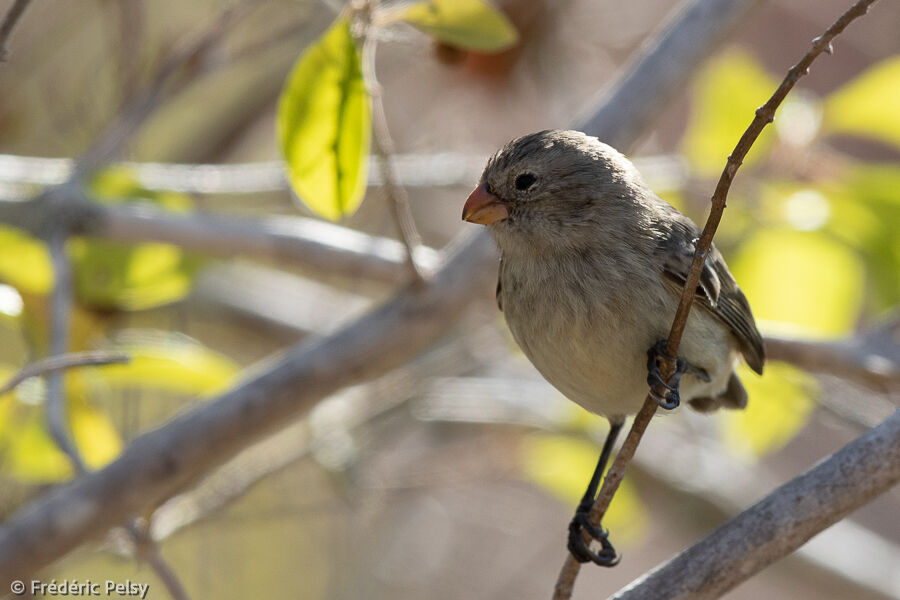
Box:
[515,173,537,191]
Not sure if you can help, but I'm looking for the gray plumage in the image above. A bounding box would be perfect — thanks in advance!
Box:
[477,130,765,419]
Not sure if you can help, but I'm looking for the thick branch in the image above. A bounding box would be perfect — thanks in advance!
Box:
[614,410,900,599]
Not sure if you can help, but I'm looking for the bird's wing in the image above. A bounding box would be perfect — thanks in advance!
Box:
[657,212,766,375]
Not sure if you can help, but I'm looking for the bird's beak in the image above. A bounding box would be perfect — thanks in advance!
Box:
[462,183,509,225]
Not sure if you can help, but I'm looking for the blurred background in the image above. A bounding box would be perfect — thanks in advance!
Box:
[0,0,898,598]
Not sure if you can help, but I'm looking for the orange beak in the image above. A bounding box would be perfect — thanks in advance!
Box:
[462,184,509,225]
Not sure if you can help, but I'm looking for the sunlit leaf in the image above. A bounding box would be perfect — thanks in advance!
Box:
[97,332,238,397]
[820,165,900,311]
[730,229,865,337]
[277,18,370,221]
[682,50,777,175]
[720,363,816,459]
[70,239,197,311]
[400,0,518,52]
[0,227,53,295]
[823,56,900,150]
[520,433,645,542]
[1,400,121,482]
[71,170,200,310]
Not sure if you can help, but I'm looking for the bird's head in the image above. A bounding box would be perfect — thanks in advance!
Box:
[462,129,650,256]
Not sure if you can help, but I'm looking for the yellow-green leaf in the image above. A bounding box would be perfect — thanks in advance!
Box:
[720,363,815,459]
[97,332,238,396]
[277,18,370,221]
[823,56,900,150]
[2,402,122,482]
[730,229,865,337]
[520,432,645,542]
[0,226,53,295]
[682,50,777,175]
[400,0,518,52]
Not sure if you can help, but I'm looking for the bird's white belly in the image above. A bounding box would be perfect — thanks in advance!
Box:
[502,272,737,419]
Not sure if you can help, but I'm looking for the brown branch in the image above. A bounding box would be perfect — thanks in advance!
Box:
[553,1,882,597]
[0,351,130,396]
[614,409,900,599]
[0,0,32,62]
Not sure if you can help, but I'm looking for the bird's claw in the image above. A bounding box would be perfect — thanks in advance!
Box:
[647,340,685,410]
[567,509,620,567]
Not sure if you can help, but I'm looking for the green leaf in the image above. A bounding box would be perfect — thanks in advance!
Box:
[96,332,239,397]
[520,432,645,542]
[73,169,201,310]
[823,56,900,150]
[730,228,865,337]
[0,227,53,295]
[277,18,371,221]
[721,363,815,458]
[819,165,900,311]
[682,50,777,175]
[0,370,122,482]
[400,0,518,52]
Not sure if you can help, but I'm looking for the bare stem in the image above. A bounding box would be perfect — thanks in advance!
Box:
[553,0,881,597]
[358,2,426,284]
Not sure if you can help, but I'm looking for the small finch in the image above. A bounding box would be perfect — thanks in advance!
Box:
[462,129,765,566]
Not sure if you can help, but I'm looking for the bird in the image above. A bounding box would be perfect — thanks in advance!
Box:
[461,129,765,566]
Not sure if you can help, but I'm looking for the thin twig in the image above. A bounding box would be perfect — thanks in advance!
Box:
[553,1,881,597]
[0,351,130,396]
[74,0,261,177]
[0,0,32,62]
[358,2,427,284]
[126,522,191,600]
[45,232,85,473]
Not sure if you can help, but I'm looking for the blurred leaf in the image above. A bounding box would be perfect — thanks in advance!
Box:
[96,332,238,397]
[823,56,900,150]
[400,0,518,52]
[721,363,816,459]
[277,18,370,221]
[520,433,645,542]
[0,227,53,295]
[730,229,865,337]
[682,50,777,175]
[72,169,200,310]
[820,165,900,311]
[1,391,122,483]
[70,239,197,311]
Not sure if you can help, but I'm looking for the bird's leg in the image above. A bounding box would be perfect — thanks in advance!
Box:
[567,420,623,567]
[646,340,688,409]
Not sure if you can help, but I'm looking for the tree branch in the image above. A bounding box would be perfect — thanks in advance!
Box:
[0,351,130,396]
[0,0,32,62]
[766,332,900,393]
[0,191,440,286]
[555,0,881,596]
[614,409,900,599]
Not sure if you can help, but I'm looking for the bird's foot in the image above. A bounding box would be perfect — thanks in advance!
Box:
[646,340,686,410]
[567,508,620,567]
